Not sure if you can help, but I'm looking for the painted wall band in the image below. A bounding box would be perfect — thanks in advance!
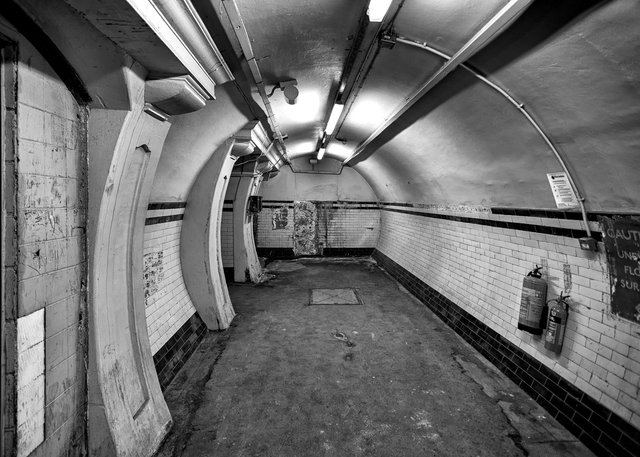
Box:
[147,202,187,210]
[145,214,184,225]
[380,207,603,242]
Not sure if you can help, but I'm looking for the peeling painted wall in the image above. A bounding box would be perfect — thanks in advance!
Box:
[3,20,88,457]
[292,201,318,256]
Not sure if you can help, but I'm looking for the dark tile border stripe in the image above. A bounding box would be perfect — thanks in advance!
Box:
[381,207,603,242]
[380,202,639,223]
[145,214,184,226]
[222,208,233,212]
[148,202,187,210]
[491,207,640,222]
[153,312,208,391]
[372,249,640,457]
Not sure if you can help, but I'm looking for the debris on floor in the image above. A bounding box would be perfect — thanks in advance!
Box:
[332,329,356,347]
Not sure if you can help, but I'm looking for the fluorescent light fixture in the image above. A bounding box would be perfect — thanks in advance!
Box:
[368,0,393,22]
[325,103,344,135]
[317,148,326,160]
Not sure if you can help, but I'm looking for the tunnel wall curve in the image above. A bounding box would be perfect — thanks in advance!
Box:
[346,15,640,453]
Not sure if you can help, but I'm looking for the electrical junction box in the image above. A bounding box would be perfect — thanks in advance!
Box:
[579,237,597,251]
[248,195,262,213]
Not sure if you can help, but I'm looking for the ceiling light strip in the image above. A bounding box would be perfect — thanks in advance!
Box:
[344,0,534,164]
[368,0,394,22]
[325,104,344,136]
[326,0,402,145]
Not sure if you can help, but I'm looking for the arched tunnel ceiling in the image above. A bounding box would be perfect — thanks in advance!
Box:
[178,0,639,211]
[348,0,640,210]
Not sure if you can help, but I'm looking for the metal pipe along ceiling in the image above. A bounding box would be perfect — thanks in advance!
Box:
[342,0,534,165]
[392,35,592,237]
[220,0,288,158]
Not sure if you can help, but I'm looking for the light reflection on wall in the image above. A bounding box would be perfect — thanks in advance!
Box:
[286,140,317,158]
[272,87,324,125]
[326,141,354,161]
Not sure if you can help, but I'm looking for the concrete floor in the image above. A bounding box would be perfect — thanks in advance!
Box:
[157,258,594,457]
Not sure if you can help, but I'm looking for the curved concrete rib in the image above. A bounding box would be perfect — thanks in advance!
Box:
[233,168,264,282]
[181,121,271,328]
[181,139,237,329]
[87,69,172,457]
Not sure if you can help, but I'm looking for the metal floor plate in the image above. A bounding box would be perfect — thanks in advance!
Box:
[309,288,363,305]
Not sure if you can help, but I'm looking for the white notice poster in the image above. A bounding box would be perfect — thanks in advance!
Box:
[546,172,579,209]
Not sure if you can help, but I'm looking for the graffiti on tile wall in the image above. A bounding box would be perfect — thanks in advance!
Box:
[143,251,164,305]
[272,206,289,230]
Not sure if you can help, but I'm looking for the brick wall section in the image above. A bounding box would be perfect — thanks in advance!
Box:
[152,313,207,391]
[256,201,380,252]
[143,203,210,390]
[375,204,640,456]
[143,206,196,355]
[14,39,87,457]
[256,203,294,248]
[318,203,379,249]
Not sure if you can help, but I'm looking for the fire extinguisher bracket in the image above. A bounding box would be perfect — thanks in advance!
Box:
[544,293,569,354]
[517,265,548,335]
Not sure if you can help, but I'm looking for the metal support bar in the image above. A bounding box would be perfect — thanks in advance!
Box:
[391,36,592,237]
[220,0,288,159]
[344,0,533,164]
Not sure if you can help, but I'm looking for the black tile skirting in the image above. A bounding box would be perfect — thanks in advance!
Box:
[152,312,208,391]
[257,247,375,261]
[256,248,295,259]
[372,249,640,457]
[491,207,640,222]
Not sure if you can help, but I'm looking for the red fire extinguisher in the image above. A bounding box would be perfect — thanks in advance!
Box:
[517,265,548,335]
[545,292,569,354]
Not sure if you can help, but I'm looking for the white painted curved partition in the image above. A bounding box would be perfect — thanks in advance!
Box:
[180,139,238,330]
[87,67,172,456]
[181,121,271,328]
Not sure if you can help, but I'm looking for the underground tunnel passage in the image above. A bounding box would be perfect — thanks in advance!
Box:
[1,1,639,456]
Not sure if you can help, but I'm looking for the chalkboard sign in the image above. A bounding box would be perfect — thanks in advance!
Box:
[599,216,640,322]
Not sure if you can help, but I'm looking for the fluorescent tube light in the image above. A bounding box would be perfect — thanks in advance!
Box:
[317,148,326,160]
[368,0,393,22]
[325,103,344,135]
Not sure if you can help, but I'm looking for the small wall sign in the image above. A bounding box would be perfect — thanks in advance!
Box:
[547,172,579,209]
